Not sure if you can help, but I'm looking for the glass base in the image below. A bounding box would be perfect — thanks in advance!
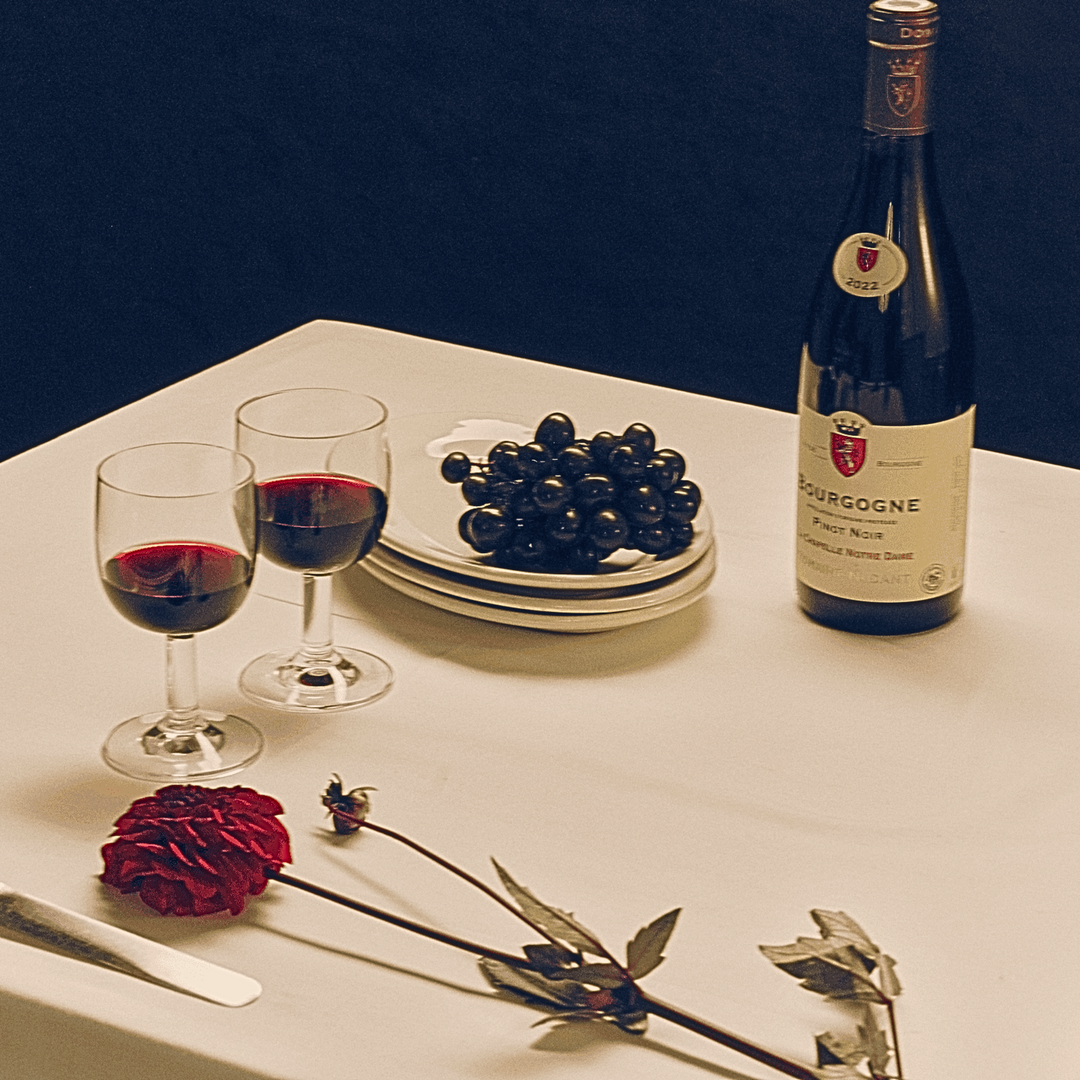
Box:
[102,711,264,781]
[239,647,393,712]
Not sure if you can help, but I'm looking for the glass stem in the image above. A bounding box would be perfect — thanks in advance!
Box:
[164,634,201,731]
[300,573,335,663]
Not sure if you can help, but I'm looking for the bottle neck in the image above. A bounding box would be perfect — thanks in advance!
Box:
[863,11,938,136]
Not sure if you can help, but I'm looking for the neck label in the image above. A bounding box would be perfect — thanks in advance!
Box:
[864,6,938,135]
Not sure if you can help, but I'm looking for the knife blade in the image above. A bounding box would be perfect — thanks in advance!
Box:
[0,882,261,1007]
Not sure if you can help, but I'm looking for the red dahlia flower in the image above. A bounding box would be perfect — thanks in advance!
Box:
[100,785,292,916]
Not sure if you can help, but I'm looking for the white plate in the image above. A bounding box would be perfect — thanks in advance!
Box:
[364,541,716,615]
[384,411,712,591]
[361,552,714,633]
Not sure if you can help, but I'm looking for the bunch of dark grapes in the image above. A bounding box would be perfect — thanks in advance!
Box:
[440,413,702,573]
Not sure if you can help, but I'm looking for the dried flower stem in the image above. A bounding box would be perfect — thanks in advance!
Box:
[266,861,817,1080]
[264,868,533,971]
[638,993,818,1080]
[355,817,567,952]
[887,1000,903,1080]
[337,810,636,981]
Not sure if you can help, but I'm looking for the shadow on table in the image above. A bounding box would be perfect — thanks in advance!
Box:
[252,919,762,1080]
[339,564,715,678]
[530,1019,761,1080]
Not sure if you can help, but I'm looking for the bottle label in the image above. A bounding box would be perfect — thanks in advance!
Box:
[796,405,974,603]
[832,233,908,296]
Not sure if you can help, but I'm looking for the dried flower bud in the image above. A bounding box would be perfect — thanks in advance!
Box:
[322,775,374,835]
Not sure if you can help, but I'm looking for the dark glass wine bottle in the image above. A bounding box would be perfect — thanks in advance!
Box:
[795,0,974,635]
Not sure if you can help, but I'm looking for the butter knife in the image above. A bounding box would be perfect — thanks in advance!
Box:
[0,882,261,1007]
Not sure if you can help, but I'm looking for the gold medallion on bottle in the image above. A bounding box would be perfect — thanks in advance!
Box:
[832,233,908,297]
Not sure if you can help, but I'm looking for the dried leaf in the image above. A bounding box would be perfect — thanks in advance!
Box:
[612,1009,649,1035]
[811,1066,871,1080]
[810,910,879,962]
[492,860,603,956]
[523,943,579,971]
[816,1031,867,1067]
[858,1005,891,1076]
[542,962,626,989]
[478,958,587,1009]
[759,939,880,1000]
[625,908,680,979]
[481,959,649,1037]
[877,953,902,999]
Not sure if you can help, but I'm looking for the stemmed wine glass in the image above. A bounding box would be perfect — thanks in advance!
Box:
[236,388,392,711]
[96,442,263,780]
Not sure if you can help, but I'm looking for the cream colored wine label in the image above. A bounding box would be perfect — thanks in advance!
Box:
[796,405,973,603]
[832,233,908,297]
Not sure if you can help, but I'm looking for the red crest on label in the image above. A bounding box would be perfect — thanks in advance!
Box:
[831,432,866,477]
[857,244,879,273]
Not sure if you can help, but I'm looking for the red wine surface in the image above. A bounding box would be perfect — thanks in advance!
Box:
[257,474,388,572]
[103,542,252,634]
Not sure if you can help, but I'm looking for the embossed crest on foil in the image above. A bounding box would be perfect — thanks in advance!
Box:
[886,53,923,117]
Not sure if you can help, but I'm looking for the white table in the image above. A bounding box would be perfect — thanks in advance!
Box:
[1,321,1077,1079]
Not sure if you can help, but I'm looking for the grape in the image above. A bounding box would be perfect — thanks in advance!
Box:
[467,506,515,552]
[559,540,600,573]
[484,478,519,509]
[445,413,701,572]
[575,474,617,512]
[517,441,555,481]
[461,473,491,506]
[621,423,656,455]
[587,507,630,552]
[621,483,666,526]
[633,524,673,555]
[556,442,595,481]
[509,531,549,565]
[458,508,479,544]
[644,455,680,492]
[545,506,584,546]
[510,483,543,522]
[589,431,619,466]
[666,480,701,524]
[532,475,574,514]
[441,452,472,484]
[535,413,575,453]
[654,448,686,481]
[608,443,647,483]
[668,521,695,549]
[489,441,522,479]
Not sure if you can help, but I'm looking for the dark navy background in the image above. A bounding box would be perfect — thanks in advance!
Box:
[5,1,1078,466]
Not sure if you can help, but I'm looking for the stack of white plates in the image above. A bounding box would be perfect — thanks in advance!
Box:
[361,413,716,633]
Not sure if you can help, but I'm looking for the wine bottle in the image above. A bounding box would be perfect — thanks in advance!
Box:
[795,0,974,635]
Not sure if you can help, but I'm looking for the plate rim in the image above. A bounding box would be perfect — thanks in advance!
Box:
[364,542,716,615]
[361,555,714,633]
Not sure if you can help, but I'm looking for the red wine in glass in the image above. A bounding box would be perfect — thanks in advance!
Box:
[102,542,253,635]
[236,388,392,712]
[257,474,388,573]
[95,441,262,781]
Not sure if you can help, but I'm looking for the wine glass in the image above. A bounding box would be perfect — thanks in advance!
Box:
[96,442,263,780]
[235,388,392,711]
